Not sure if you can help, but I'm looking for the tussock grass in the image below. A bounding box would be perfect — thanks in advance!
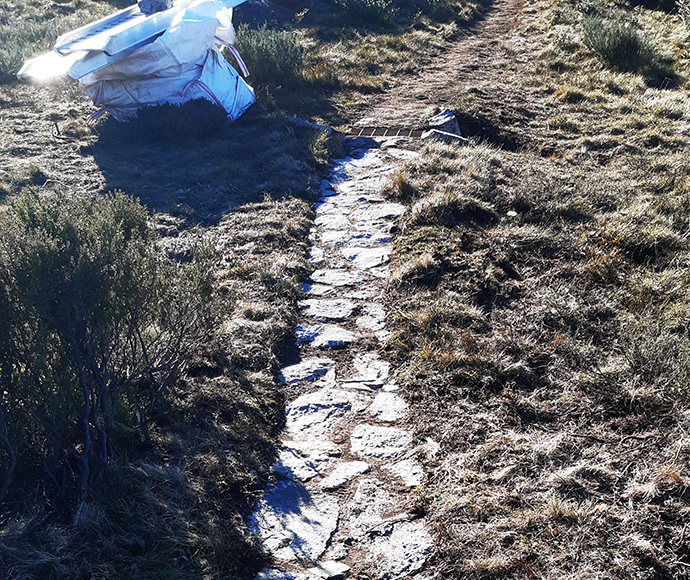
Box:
[582,13,659,73]
[389,130,690,577]
[234,24,305,90]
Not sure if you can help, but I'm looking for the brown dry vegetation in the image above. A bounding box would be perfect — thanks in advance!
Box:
[385,0,690,577]
[3,0,690,577]
[0,0,485,577]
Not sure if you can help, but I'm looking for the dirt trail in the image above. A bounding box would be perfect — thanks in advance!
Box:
[357,0,525,129]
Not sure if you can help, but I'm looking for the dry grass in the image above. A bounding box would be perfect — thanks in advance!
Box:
[386,1,690,570]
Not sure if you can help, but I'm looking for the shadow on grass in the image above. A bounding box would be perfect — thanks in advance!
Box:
[85,100,330,225]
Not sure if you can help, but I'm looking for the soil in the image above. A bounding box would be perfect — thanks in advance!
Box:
[356,0,525,131]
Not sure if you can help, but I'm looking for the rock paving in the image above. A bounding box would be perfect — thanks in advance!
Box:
[250,141,433,580]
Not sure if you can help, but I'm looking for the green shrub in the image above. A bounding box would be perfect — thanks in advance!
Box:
[582,14,656,72]
[0,189,217,506]
[234,24,304,89]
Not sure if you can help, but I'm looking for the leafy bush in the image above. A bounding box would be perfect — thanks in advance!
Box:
[582,14,656,72]
[0,189,217,507]
[234,24,304,89]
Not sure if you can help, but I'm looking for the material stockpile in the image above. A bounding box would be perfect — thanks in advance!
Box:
[18,0,255,123]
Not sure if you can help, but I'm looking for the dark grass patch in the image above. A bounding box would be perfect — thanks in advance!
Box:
[88,110,334,225]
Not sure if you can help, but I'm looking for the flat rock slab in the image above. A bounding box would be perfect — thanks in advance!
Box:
[319,461,371,491]
[309,247,325,265]
[279,358,335,385]
[300,283,336,297]
[351,425,412,460]
[308,561,351,580]
[347,478,397,538]
[296,324,356,349]
[273,439,342,482]
[368,392,409,422]
[315,214,352,230]
[341,247,390,270]
[368,520,433,580]
[349,203,405,224]
[255,569,310,580]
[248,480,338,563]
[311,269,365,287]
[299,299,358,322]
[356,303,387,332]
[321,230,391,247]
[287,389,358,439]
[384,458,424,487]
[343,353,390,390]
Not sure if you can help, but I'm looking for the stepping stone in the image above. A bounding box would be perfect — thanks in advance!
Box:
[368,392,409,422]
[248,480,338,562]
[309,247,325,265]
[368,265,391,279]
[321,230,391,247]
[347,478,397,538]
[299,299,358,322]
[341,247,390,270]
[384,458,424,487]
[286,389,360,439]
[279,358,335,385]
[316,214,352,230]
[307,561,351,580]
[349,203,405,224]
[273,439,342,482]
[367,520,433,579]
[356,303,386,332]
[350,425,412,460]
[342,353,390,390]
[255,569,310,580]
[315,201,348,214]
[300,283,336,297]
[311,269,364,287]
[320,180,337,198]
[319,461,371,491]
[344,288,378,300]
[296,324,356,349]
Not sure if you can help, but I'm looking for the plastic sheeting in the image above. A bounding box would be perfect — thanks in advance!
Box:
[18,0,255,123]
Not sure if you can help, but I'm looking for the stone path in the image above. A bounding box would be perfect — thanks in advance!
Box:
[249,139,436,580]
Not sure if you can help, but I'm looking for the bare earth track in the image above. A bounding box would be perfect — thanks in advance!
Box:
[357,0,525,130]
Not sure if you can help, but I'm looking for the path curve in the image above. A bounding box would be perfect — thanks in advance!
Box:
[356,0,524,129]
